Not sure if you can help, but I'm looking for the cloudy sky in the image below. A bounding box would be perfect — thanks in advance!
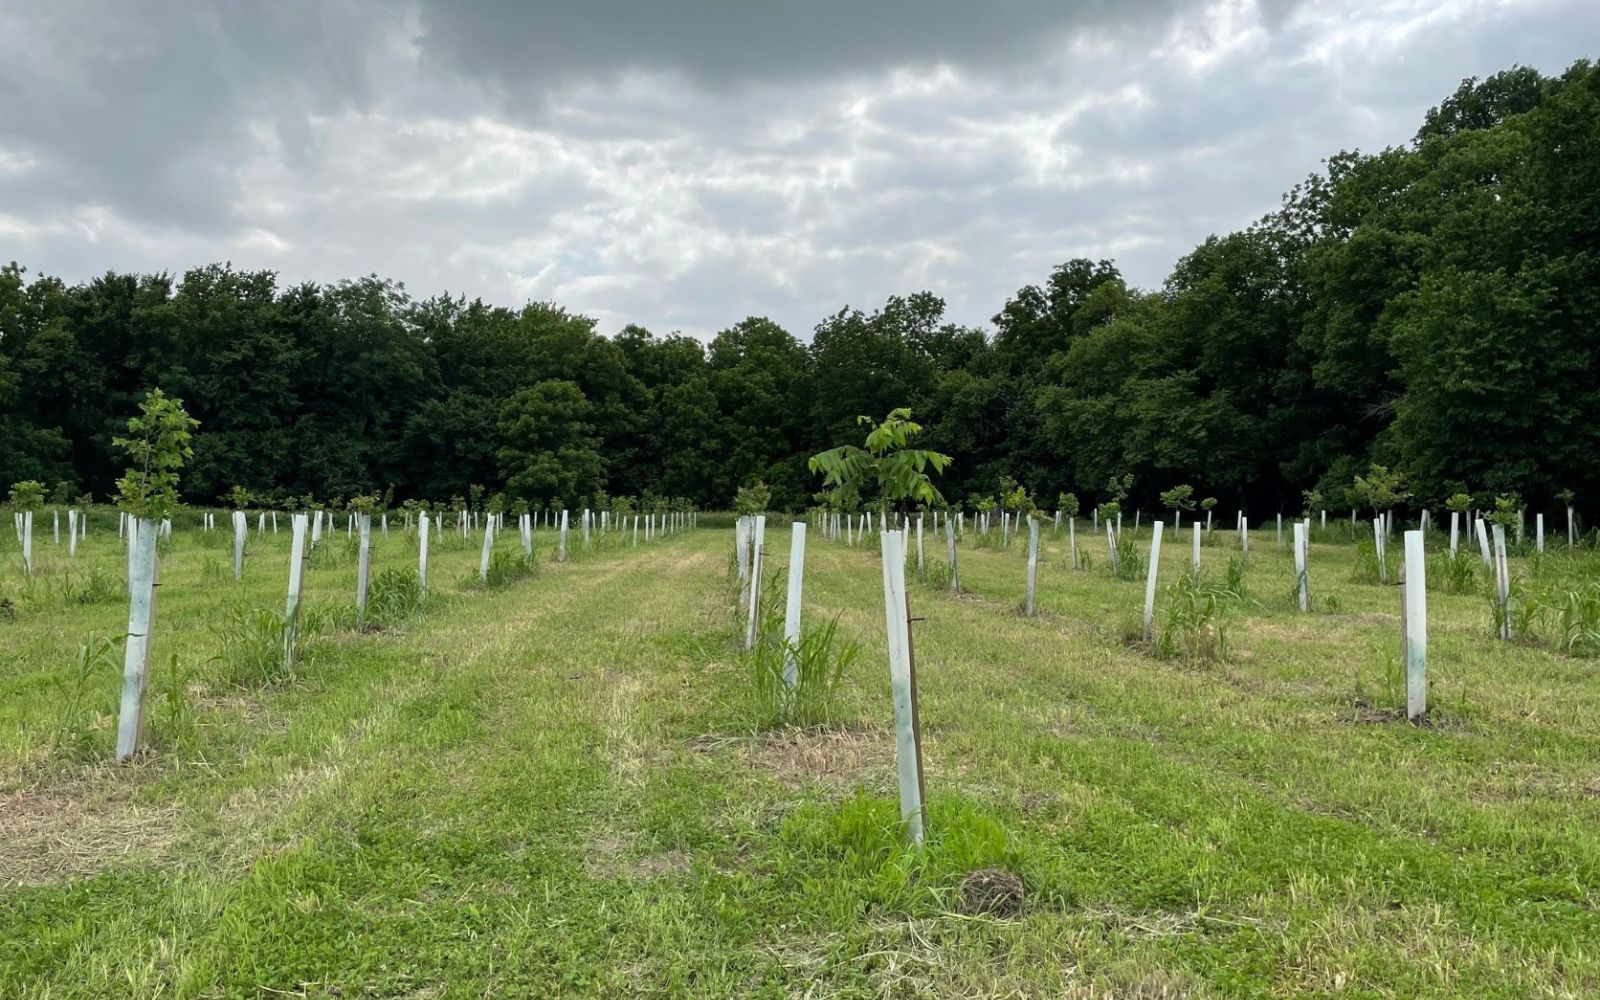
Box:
[0,1,1594,339]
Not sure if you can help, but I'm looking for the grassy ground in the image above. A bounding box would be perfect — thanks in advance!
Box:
[2,511,1598,997]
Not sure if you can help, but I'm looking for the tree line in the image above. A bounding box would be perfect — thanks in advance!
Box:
[0,61,1595,517]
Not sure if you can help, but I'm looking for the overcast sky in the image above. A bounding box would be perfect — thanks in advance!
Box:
[1,1,1594,340]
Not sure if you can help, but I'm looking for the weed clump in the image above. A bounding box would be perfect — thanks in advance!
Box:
[1156,566,1250,665]
[366,568,427,628]
[749,610,859,729]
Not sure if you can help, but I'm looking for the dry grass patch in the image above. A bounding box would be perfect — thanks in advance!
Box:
[687,725,895,793]
[0,786,181,886]
[584,832,692,881]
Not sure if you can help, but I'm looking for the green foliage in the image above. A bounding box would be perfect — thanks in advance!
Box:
[113,389,197,520]
[1057,492,1079,518]
[149,653,199,752]
[1159,484,1195,512]
[1110,530,1144,581]
[809,408,952,511]
[497,381,604,509]
[1486,494,1521,528]
[1105,474,1133,506]
[733,481,772,516]
[9,480,44,508]
[1445,492,1473,515]
[1350,464,1410,515]
[228,485,252,509]
[997,476,1034,515]
[1350,537,1393,585]
[1520,580,1600,656]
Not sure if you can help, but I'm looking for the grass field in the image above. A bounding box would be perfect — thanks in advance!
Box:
[2,512,1599,997]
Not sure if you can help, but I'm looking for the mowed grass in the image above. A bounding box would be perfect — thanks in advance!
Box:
[2,512,1599,997]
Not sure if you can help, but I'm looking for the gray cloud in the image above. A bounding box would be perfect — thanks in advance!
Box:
[410,0,1199,90]
[1,0,1596,340]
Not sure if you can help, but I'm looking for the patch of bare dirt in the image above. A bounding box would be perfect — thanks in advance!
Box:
[957,867,1026,917]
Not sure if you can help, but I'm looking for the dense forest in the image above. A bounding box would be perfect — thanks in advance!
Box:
[0,62,1595,515]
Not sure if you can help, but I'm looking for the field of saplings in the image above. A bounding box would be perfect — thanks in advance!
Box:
[3,500,1600,998]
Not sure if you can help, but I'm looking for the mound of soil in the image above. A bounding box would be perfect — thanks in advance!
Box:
[958,867,1025,917]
